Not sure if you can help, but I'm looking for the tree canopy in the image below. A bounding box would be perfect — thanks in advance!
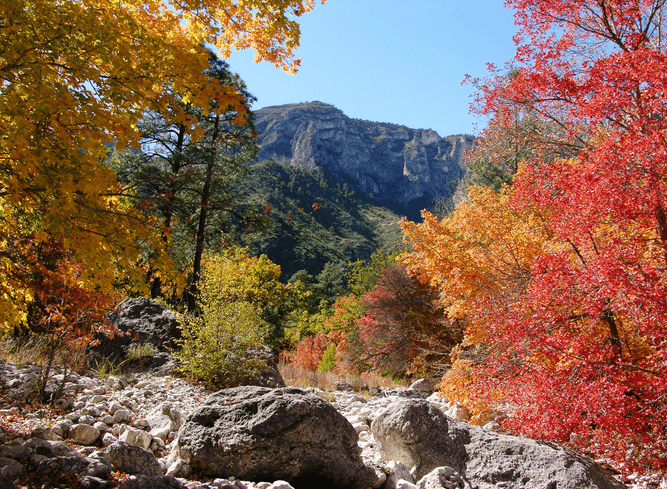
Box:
[0,0,324,330]
[400,0,667,473]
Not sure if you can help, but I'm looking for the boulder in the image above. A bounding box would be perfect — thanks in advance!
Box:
[407,379,434,395]
[116,475,182,489]
[119,427,152,450]
[247,346,286,388]
[0,458,23,478]
[416,467,465,489]
[146,402,183,439]
[80,476,116,489]
[0,475,17,489]
[91,298,180,363]
[69,423,101,445]
[104,441,162,477]
[443,404,471,423]
[370,398,625,489]
[385,460,414,489]
[177,386,381,489]
[36,451,112,480]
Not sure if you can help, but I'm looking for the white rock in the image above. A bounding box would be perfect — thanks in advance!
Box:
[82,405,100,417]
[346,415,365,425]
[135,418,149,428]
[426,392,445,403]
[387,460,414,485]
[109,401,124,415]
[444,404,471,423]
[416,466,465,489]
[352,422,370,434]
[57,419,73,433]
[119,427,152,450]
[166,458,192,477]
[396,480,418,489]
[270,481,294,489]
[113,409,132,424]
[102,432,118,447]
[69,423,100,445]
[79,414,96,425]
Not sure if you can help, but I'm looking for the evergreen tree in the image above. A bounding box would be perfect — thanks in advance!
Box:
[112,53,265,309]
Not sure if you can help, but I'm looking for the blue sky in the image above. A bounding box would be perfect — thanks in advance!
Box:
[226,0,519,137]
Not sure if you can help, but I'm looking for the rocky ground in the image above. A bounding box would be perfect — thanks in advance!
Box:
[0,360,661,489]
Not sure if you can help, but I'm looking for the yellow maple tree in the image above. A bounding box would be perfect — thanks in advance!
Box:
[0,0,324,330]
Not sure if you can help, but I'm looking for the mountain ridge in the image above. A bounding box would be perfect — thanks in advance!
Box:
[253,101,474,221]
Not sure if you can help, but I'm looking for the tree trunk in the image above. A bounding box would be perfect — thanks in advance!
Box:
[602,308,622,358]
[655,203,667,269]
[151,123,187,298]
[187,115,220,312]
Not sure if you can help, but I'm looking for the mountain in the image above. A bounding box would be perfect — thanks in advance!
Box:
[254,101,474,221]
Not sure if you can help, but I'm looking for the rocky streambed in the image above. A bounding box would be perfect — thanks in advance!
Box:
[0,361,639,489]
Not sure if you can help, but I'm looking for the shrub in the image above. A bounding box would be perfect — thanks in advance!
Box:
[318,342,336,372]
[174,252,272,388]
[291,333,329,371]
[175,300,268,388]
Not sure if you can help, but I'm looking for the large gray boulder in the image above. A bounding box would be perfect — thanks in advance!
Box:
[91,298,180,365]
[370,399,625,489]
[177,386,381,489]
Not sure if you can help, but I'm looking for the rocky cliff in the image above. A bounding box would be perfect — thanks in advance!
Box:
[254,102,473,219]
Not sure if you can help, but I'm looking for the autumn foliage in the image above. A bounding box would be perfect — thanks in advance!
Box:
[400,0,667,474]
[357,264,462,378]
[0,0,324,331]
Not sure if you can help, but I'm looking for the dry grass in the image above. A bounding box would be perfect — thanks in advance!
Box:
[278,358,406,393]
[0,336,86,372]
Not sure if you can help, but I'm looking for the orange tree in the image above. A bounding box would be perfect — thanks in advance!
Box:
[0,0,325,331]
[401,174,667,471]
[404,163,667,470]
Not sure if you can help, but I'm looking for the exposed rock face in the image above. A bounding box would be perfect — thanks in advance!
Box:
[177,386,381,489]
[370,398,625,489]
[255,102,474,220]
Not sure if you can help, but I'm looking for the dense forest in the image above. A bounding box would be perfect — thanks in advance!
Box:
[235,161,403,280]
[3,0,667,480]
